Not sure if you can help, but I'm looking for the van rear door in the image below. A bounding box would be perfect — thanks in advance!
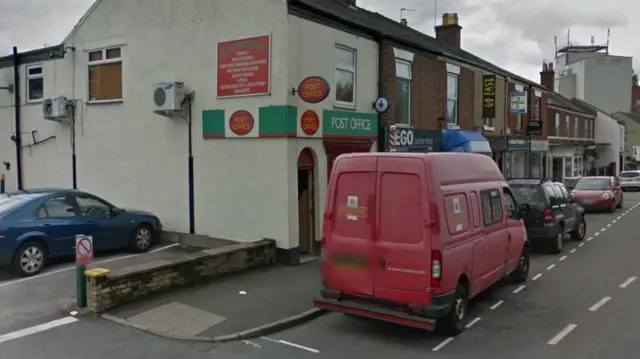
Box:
[373,157,432,304]
[323,156,377,297]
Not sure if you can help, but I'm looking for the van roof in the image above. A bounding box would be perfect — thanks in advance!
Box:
[336,152,504,185]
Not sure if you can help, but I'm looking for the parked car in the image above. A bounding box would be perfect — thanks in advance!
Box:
[618,170,640,191]
[314,152,531,336]
[571,176,622,212]
[508,179,586,254]
[0,188,162,277]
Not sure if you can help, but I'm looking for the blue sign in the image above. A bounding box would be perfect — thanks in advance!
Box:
[510,91,527,114]
[373,96,390,113]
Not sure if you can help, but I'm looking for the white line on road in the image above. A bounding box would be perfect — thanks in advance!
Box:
[587,237,593,241]
[0,316,78,344]
[547,324,578,345]
[547,264,556,270]
[432,337,454,351]
[465,317,481,329]
[533,273,542,280]
[612,220,617,224]
[512,285,526,294]
[600,228,606,232]
[570,249,576,253]
[490,300,504,310]
[262,337,319,353]
[588,296,611,312]
[620,276,637,288]
[579,243,585,247]
[617,216,622,220]
[559,255,567,261]
[0,243,179,288]
[607,224,611,228]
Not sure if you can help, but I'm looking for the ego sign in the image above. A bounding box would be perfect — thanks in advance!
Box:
[396,129,414,146]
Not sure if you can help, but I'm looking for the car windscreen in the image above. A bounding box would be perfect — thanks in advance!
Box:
[574,178,611,190]
[510,185,546,206]
[619,171,640,178]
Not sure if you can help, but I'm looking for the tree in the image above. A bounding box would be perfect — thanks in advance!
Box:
[633,72,638,86]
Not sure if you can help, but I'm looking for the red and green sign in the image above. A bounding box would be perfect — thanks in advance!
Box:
[217,35,270,97]
[322,110,377,139]
[297,76,330,104]
[228,110,254,136]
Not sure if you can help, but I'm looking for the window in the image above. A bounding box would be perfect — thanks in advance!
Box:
[533,97,540,120]
[395,59,411,125]
[502,188,518,219]
[26,65,44,102]
[555,112,560,136]
[446,73,459,125]
[573,117,578,138]
[36,196,77,219]
[583,120,589,138]
[75,195,111,216]
[551,185,567,205]
[480,189,503,226]
[565,115,570,136]
[516,114,522,130]
[563,157,572,178]
[543,185,557,204]
[88,47,123,102]
[334,46,356,105]
[557,184,572,202]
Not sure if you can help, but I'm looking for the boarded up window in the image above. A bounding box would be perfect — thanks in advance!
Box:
[88,48,122,101]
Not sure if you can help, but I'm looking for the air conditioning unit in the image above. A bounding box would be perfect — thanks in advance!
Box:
[153,82,185,116]
[42,96,69,121]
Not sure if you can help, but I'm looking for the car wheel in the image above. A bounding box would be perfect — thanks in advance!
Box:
[129,224,153,253]
[12,240,47,277]
[436,283,468,336]
[608,201,616,213]
[570,218,586,241]
[617,197,623,209]
[549,230,564,254]
[510,245,530,283]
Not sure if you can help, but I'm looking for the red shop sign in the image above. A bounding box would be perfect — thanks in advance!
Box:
[229,110,255,136]
[217,35,271,97]
[300,110,320,136]
[297,76,330,104]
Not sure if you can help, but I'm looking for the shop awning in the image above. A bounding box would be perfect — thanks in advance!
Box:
[441,129,492,153]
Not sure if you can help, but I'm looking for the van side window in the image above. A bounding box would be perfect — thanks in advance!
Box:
[469,191,480,228]
[502,188,518,219]
[444,194,469,235]
[480,189,503,227]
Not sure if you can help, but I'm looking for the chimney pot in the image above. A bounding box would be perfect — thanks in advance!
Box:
[400,18,407,26]
[540,60,555,90]
[435,13,462,47]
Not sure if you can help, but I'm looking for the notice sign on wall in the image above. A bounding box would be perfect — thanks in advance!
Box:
[217,35,271,97]
[482,75,496,119]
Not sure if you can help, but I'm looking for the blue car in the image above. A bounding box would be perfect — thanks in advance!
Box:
[0,188,162,277]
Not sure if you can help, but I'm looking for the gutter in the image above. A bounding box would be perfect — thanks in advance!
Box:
[376,34,385,152]
[12,47,22,190]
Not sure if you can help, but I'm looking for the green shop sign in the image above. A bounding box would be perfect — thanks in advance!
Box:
[322,110,377,139]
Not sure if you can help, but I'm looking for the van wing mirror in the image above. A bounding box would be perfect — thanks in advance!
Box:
[518,203,531,218]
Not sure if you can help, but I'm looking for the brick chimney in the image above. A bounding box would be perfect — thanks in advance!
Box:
[540,61,554,90]
[337,0,356,6]
[435,13,462,47]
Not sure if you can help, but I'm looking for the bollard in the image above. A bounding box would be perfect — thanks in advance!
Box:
[74,234,94,308]
[76,265,86,307]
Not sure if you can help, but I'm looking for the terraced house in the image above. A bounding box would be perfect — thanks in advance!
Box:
[0,0,554,265]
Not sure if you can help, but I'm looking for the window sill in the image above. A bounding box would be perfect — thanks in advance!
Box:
[25,99,43,105]
[87,99,123,105]
[447,123,460,130]
[333,102,356,111]
[483,125,495,132]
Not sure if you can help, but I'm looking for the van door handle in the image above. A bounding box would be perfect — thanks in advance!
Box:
[378,258,386,268]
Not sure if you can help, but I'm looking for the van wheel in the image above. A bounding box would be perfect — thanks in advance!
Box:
[549,229,563,254]
[510,245,530,283]
[570,218,586,241]
[436,284,468,336]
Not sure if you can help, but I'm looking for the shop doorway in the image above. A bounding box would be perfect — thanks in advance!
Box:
[297,148,318,260]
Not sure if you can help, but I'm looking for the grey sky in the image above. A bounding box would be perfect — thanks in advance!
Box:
[0,0,637,83]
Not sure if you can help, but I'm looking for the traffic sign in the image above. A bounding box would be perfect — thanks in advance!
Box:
[373,96,390,113]
[75,235,93,266]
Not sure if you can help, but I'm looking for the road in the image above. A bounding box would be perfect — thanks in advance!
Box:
[0,193,639,358]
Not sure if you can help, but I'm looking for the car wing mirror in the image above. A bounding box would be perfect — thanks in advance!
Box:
[518,203,531,218]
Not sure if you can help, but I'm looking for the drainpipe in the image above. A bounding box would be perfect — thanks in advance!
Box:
[12,47,22,190]
[376,34,385,152]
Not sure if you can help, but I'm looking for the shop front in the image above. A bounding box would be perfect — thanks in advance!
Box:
[322,110,378,177]
[529,139,549,179]
[549,144,584,185]
[486,136,546,179]
[506,136,530,179]
[386,125,441,153]
[441,129,492,153]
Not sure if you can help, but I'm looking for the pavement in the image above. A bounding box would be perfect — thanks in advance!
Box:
[1,194,639,358]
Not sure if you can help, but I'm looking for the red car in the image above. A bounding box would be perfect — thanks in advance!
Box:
[571,176,623,212]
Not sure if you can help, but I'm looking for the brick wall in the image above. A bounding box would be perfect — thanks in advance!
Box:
[458,68,475,129]
[546,106,593,139]
[84,239,276,313]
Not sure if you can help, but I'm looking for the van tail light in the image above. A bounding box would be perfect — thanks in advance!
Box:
[543,208,553,221]
[431,250,442,289]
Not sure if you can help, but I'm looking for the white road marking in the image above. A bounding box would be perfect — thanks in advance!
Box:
[512,285,526,294]
[606,224,611,228]
[490,300,504,310]
[570,249,576,253]
[600,228,606,232]
[620,276,637,288]
[594,231,600,236]
[262,337,319,353]
[559,255,567,261]
[532,273,542,280]
[587,237,593,241]
[0,316,78,344]
[617,216,622,220]
[465,317,481,328]
[588,296,611,312]
[612,219,617,223]
[432,337,454,351]
[547,264,556,270]
[243,340,262,348]
[0,243,179,288]
[579,243,585,247]
[547,324,578,345]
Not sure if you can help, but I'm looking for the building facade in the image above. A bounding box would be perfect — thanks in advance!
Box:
[613,112,640,170]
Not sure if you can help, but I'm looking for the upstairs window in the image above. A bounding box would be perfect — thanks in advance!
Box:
[573,117,578,138]
[395,59,411,125]
[334,46,356,106]
[446,73,459,125]
[555,112,560,136]
[26,65,44,102]
[565,115,570,136]
[88,47,122,102]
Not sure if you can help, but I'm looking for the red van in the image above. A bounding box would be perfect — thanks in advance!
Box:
[314,152,531,335]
